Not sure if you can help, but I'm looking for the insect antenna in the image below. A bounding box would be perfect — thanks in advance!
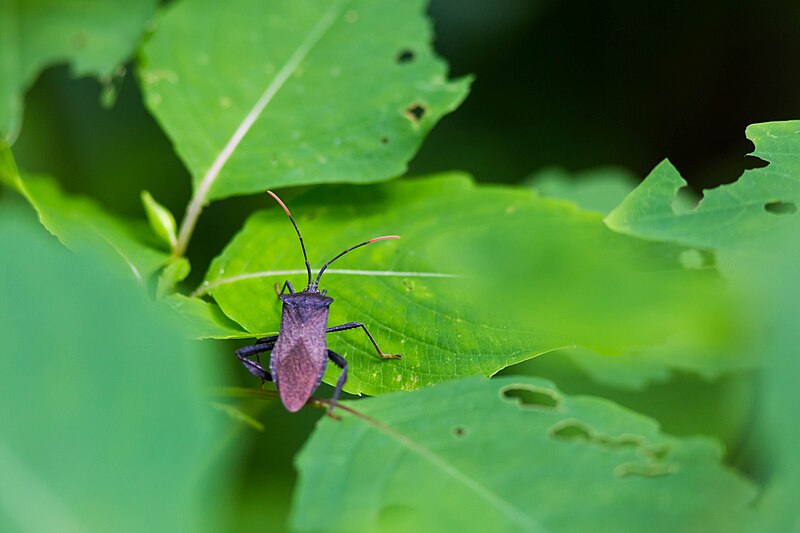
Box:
[314,235,400,287]
[266,190,312,288]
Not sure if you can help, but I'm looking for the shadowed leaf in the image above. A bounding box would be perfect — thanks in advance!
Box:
[0,0,157,144]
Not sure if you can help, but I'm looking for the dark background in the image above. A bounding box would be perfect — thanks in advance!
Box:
[416,0,800,188]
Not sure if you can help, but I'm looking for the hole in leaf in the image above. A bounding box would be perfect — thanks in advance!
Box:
[678,249,705,269]
[549,421,592,441]
[595,434,643,450]
[640,444,671,461]
[614,461,678,478]
[743,155,769,170]
[764,201,797,215]
[405,103,426,123]
[451,425,467,438]
[549,420,677,477]
[549,421,644,451]
[672,186,701,213]
[397,49,415,64]
[500,384,560,410]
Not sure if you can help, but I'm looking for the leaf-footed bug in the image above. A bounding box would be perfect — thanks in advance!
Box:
[235,191,402,415]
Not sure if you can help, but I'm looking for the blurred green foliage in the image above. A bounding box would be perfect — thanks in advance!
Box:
[2,1,800,531]
[294,377,756,532]
[0,206,227,532]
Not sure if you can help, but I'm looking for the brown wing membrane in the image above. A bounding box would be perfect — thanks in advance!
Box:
[270,292,333,412]
[272,340,328,412]
[270,298,330,412]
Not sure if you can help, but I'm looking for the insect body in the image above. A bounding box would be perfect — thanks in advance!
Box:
[235,191,401,414]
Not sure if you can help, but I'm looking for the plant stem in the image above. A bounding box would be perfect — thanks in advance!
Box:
[174,189,205,257]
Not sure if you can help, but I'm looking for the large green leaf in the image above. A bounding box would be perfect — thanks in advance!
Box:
[753,247,800,531]
[140,0,469,252]
[605,121,800,253]
[554,339,756,391]
[0,0,157,144]
[292,376,756,532]
[162,293,252,340]
[1,147,168,281]
[201,174,744,396]
[603,120,800,529]
[0,207,227,532]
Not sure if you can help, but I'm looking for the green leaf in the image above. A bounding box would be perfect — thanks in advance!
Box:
[753,248,800,530]
[156,257,191,298]
[605,121,800,252]
[1,148,168,281]
[139,0,470,221]
[161,293,252,339]
[19,176,167,281]
[292,376,756,533]
[560,336,757,391]
[0,142,17,187]
[201,174,743,395]
[154,254,252,340]
[617,120,800,528]
[525,166,637,215]
[141,190,178,250]
[601,120,800,527]
[0,208,227,531]
[0,0,157,144]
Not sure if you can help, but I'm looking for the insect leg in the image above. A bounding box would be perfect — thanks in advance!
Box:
[327,350,348,414]
[326,322,402,359]
[274,280,295,297]
[235,342,275,381]
[252,334,279,368]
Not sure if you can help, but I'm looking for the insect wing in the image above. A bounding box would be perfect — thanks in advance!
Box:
[271,336,328,412]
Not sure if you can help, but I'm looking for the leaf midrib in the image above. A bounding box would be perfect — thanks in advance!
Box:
[350,408,548,533]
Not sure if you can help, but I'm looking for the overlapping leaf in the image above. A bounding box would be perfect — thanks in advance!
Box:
[201,174,743,395]
[0,0,157,144]
[605,121,800,253]
[604,120,800,528]
[0,147,168,281]
[162,294,251,340]
[525,166,637,215]
[140,0,470,204]
[293,376,756,532]
[0,209,227,532]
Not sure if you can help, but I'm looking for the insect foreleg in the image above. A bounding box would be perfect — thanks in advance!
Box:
[326,322,402,359]
[235,342,275,381]
[327,350,348,414]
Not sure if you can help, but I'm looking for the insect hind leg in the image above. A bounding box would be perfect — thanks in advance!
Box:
[236,342,275,381]
[327,350,348,414]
